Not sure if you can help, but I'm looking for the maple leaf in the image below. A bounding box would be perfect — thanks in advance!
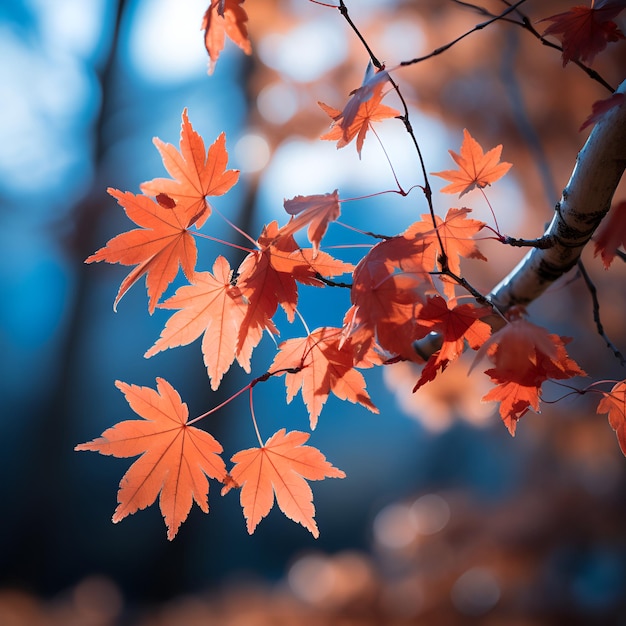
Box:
[222,428,345,537]
[236,221,353,360]
[280,190,341,256]
[432,129,512,197]
[270,327,378,429]
[596,380,626,456]
[580,92,625,131]
[75,378,226,540]
[404,208,487,271]
[349,235,435,360]
[318,65,400,157]
[145,256,249,390]
[86,189,197,313]
[202,0,252,75]
[403,207,487,299]
[541,2,625,66]
[412,296,492,391]
[140,109,239,229]
[472,318,585,435]
[594,200,626,268]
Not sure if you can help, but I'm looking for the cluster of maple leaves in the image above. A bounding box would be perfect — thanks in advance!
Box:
[77,0,626,540]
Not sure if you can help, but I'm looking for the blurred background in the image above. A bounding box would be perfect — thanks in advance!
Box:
[1,0,626,623]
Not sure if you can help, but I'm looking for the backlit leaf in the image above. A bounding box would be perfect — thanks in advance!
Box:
[319,66,399,157]
[75,378,226,540]
[473,318,585,434]
[202,0,252,74]
[270,327,378,429]
[223,429,345,537]
[432,129,512,197]
[85,189,197,313]
[281,190,341,256]
[145,256,249,390]
[140,109,239,228]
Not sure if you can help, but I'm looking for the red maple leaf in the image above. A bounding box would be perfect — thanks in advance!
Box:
[318,66,400,157]
[597,380,626,456]
[222,429,345,537]
[140,109,239,229]
[473,318,585,434]
[145,256,249,390]
[594,200,626,268]
[86,189,197,313]
[349,235,435,360]
[270,327,378,429]
[541,2,626,66]
[432,129,512,197]
[236,222,354,360]
[202,0,252,75]
[75,378,226,540]
[413,296,492,390]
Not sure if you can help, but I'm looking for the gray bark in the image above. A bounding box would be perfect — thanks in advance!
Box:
[489,79,626,311]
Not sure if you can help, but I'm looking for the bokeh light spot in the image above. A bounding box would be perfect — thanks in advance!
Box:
[128,0,208,83]
[257,82,299,124]
[373,503,416,550]
[234,133,271,173]
[410,493,450,535]
[451,567,500,616]
[257,21,347,82]
[287,553,336,605]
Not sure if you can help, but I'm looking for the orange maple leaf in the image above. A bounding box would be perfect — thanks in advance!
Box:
[318,67,400,157]
[413,296,492,390]
[270,327,378,429]
[86,189,198,313]
[403,207,487,299]
[140,109,239,229]
[432,129,512,197]
[473,318,585,435]
[202,0,252,75]
[541,2,625,66]
[222,428,345,537]
[279,190,341,256]
[145,256,249,390]
[597,380,626,456]
[593,200,626,268]
[75,378,226,540]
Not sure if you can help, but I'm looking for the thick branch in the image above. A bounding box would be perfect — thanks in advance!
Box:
[489,79,626,312]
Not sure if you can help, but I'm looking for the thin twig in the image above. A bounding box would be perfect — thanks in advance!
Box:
[337,0,382,69]
[332,1,447,267]
[449,0,493,17]
[316,274,352,288]
[399,0,527,67]
[577,259,626,366]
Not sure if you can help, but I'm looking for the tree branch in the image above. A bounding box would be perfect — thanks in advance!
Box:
[489,78,626,312]
[414,79,626,358]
